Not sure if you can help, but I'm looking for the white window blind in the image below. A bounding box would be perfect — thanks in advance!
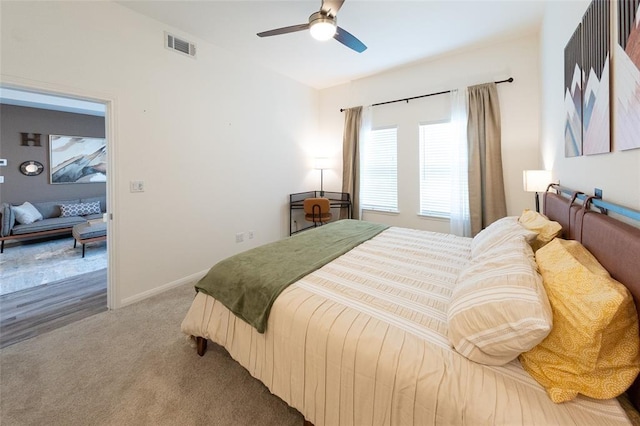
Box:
[361,127,398,212]
[419,122,454,218]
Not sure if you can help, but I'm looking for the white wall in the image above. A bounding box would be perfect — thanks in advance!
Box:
[319,35,541,232]
[540,1,640,212]
[1,1,319,306]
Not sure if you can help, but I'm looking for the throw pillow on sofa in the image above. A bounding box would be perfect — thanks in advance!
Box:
[59,202,101,217]
[12,202,43,225]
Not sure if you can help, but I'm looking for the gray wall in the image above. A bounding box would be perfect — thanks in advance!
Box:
[0,105,106,205]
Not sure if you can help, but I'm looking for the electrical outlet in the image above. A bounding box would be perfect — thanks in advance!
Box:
[248,230,254,239]
[130,180,144,193]
[235,232,244,243]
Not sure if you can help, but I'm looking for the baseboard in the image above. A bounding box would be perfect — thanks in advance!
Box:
[119,269,208,307]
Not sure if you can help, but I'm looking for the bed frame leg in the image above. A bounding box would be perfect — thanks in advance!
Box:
[196,336,208,356]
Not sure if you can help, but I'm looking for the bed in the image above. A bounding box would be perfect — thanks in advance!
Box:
[181,185,640,425]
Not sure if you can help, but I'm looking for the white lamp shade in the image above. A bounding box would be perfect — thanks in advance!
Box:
[523,170,552,193]
[314,157,331,170]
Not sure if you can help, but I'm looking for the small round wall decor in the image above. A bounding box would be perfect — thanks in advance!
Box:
[19,161,44,176]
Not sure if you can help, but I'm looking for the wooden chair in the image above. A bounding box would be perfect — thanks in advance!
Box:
[304,198,332,227]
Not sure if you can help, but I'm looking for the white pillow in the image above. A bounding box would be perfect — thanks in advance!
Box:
[12,202,43,225]
[471,216,537,259]
[448,236,553,365]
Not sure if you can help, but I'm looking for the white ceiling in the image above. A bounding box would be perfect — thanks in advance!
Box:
[118,0,548,90]
[0,1,547,113]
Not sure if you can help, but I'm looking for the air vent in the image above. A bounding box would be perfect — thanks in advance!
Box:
[165,32,196,58]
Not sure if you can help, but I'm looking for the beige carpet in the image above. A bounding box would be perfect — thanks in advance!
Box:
[0,283,303,426]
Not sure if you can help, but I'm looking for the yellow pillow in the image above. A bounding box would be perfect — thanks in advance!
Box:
[518,209,562,251]
[519,238,640,403]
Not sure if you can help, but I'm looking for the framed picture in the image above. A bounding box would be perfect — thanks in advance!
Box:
[615,0,640,151]
[581,0,610,155]
[49,135,107,184]
[564,24,583,157]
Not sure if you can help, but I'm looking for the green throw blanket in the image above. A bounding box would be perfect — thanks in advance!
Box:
[195,219,389,333]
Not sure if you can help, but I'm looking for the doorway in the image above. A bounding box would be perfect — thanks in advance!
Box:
[0,84,115,347]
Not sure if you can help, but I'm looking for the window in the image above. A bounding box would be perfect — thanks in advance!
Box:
[419,122,454,218]
[360,127,398,212]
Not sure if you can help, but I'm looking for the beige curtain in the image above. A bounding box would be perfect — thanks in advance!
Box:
[467,83,507,236]
[341,106,363,219]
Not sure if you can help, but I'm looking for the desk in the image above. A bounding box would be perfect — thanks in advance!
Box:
[289,191,352,235]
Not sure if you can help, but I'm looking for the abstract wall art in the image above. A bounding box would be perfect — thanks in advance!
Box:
[582,0,610,155]
[615,0,640,151]
[49,135,107,184]
[564,24,583,158]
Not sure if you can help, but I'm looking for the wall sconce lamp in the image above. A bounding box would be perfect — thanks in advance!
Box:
[314,157,330,196]
[523,170,552,213]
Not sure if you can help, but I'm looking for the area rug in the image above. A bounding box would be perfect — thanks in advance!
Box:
[0,236,106,295]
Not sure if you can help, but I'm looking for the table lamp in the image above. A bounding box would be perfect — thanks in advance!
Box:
[314,157,330,196]
[523,170,552,213]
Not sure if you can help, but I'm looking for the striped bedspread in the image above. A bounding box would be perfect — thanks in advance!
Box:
[181,226,631,425]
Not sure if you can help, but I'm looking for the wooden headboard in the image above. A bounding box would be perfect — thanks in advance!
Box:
[543,188,640,409]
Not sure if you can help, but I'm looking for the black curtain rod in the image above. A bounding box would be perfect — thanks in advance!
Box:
[339,77,514,112]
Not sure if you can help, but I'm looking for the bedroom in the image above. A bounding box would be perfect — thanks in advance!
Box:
[2,0,638,308]
[1,0,640,424]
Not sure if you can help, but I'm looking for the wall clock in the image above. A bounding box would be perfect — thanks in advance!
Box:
[19,161,44,176]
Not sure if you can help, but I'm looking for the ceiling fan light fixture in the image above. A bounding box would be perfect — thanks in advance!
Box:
[257,1,366,53]
[309,13,336,41]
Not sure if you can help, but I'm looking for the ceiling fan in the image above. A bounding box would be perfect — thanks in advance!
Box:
[257,0,367,53]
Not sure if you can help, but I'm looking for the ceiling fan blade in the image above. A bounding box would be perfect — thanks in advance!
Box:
[334,26,367,53]
[257,23,310,38]
[320,0,345,17]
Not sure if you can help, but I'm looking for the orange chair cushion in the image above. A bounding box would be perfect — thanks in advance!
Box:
[304,198,332,222]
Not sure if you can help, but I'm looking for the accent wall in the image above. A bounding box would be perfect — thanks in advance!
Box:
[541,1,640,213]
[0,105,106,204]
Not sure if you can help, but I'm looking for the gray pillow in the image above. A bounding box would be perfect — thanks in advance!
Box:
[80,196,107,213]
[33,199,79,219]
[59,202,101,217]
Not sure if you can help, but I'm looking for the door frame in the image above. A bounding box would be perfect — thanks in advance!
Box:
[0,75,118,308]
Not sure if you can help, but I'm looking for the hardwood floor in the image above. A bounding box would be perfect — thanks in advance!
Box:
[0,268,107,349]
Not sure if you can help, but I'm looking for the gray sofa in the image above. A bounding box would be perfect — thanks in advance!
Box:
[0,196,106,253]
